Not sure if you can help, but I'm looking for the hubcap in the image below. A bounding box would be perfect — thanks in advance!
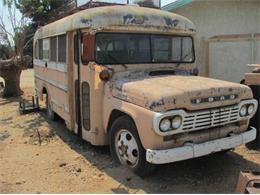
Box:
[115,129,139,167]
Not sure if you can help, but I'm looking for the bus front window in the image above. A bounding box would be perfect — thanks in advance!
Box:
[95,33,195,65]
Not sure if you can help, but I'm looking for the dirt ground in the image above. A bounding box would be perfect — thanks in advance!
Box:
[0,69,259,193]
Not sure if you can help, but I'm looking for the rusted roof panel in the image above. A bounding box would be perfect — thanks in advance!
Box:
[34,5,195,39]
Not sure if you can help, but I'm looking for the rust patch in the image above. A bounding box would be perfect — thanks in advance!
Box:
[110,72,253,112]
[34,5,196,41]
[149,99,165,110]
[123,14,148,25]
[164,17,179,27]
[80,18,92,26]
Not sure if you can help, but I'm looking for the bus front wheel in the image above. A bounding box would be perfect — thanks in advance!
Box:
[109,115,155,177]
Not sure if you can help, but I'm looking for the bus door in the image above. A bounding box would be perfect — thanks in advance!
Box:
[67,31,81,136]
[71,31,93,141]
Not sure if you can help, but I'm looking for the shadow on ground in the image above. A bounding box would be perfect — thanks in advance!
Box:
[21,110,260,194]
[0,97,17,106]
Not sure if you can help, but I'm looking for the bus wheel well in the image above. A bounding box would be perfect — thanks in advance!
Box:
[107,110,134,133]
[42,87,47,94]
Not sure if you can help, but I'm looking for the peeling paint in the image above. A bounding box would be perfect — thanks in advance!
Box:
[123,14,148,25]
[80,18,92,26]
[164,17,179,27]
[149,99,165,110]
[34,5,196,41]
[110,70,253,112]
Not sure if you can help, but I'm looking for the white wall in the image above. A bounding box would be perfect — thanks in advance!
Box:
[256,3,260,63]
[173,0,260,83]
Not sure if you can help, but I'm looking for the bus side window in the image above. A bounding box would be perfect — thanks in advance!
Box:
[50,37,57,62]
[34,41,39,59]
[58,34,67,63]
[42,39,50,61]
[39,39,43,60]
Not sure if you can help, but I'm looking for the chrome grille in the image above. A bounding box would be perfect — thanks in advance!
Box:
[182,105,240,131]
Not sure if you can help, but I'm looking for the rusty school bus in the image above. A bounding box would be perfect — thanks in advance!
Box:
[33,4,258,176]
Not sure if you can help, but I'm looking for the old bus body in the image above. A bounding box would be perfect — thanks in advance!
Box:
[33,5,258,175]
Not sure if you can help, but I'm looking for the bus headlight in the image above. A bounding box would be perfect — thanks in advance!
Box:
[239,105,247,117]
[247,104,255,115]
[171,116,182,129]
[159,118,171,132]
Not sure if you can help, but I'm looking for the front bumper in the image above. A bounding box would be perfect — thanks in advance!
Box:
[146,127,257,164]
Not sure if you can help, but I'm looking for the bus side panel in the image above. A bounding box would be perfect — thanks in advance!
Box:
[34,62,72,129]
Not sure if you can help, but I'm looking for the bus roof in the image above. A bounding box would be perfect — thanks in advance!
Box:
[34,5,195,39]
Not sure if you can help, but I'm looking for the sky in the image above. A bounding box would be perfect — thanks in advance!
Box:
[0,1,23,44]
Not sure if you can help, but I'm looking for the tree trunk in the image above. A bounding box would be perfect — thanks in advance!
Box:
[1,68,22,97]
[0,55,32,97]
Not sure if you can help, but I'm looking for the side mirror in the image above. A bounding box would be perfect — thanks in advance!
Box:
[81,34,95,64]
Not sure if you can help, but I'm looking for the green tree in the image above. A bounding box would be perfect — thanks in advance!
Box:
[16,0,70,26]
[0,0,69,97]
[15,0,74,56]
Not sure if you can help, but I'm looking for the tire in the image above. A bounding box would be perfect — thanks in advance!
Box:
[109,115,155,177]
[45,94,57,121]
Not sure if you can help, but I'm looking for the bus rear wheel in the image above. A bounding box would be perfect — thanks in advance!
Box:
[109,115,155,177]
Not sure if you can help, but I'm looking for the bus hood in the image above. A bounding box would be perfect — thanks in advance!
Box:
[110,75,253,112]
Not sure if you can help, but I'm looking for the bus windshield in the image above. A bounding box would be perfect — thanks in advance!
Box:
[95,33,195,65]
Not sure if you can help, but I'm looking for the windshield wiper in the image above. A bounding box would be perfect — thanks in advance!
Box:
[181,53,191,62]
[176,52,192,67]
[107,53,128,69]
